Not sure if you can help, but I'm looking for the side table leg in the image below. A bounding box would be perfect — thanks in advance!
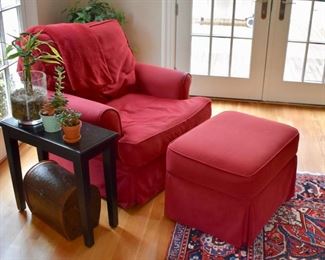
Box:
[2,132,25,211]
[73,158,94,247]
[103,143,118,228]
[37,148,49,161]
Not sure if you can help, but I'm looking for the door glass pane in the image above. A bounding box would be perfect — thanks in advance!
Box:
[191,0,255,78]
[233,0,255,38]
[192,0,211,36]
[288,1,312,42]
[310,1,325,43]
[212,0,233,37]
[190,36,210,75]
[0,71,9,120]
[304,44,325,83]
[284,0,325,83]
[231,39,252,78]
[3,8,20,44]
[283,43,306,82]
[210,38,230,76]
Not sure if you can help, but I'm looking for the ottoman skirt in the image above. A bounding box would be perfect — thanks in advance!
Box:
[165,156,297,247]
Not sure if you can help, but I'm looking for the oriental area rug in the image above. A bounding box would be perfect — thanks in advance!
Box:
[167,172,325,260]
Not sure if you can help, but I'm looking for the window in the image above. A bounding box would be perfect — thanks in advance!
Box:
[0,0,23,121]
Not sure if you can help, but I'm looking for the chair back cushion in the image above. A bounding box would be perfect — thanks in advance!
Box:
[27,20,135,101]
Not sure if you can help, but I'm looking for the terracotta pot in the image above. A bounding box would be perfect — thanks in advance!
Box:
[62,121,81,143]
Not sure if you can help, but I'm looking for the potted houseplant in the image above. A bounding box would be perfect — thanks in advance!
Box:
[64,0,125,24]
[6,31,63,126]
[57,108,82,143]
[40,66,68,132]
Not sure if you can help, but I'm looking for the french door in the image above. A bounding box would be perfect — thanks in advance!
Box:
[175,0,325,105]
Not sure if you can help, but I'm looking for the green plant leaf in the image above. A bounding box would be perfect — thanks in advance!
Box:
[5,45,14,55]
[6,52,20,60]
[37,58,62,65]
[42,44,64,63]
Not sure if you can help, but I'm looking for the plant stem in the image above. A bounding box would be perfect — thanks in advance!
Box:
[23,62,33,95]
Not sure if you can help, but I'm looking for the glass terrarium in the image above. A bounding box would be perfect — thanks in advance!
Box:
[10,70,47,126]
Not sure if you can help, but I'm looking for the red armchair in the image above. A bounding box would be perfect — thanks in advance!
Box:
[28,20,211,208]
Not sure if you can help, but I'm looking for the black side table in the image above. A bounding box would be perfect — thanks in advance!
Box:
[0,118,119,247]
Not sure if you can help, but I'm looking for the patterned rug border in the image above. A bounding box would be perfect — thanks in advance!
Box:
[166,171,325,260]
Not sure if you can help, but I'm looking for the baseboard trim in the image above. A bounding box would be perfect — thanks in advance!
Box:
[192,95,325,109]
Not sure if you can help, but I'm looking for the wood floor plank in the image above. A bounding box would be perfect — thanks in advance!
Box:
[0,100,324,259]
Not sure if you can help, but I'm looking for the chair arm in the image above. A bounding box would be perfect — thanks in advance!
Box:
[49,91,123,136]
[135,63,191,100]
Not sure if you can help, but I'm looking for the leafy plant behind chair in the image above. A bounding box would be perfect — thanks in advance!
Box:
[65,0,125,25]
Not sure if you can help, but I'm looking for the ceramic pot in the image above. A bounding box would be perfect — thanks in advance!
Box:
[40,114,61,133]
[62,122,81,143]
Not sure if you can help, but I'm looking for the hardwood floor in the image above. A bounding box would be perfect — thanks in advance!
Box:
[0,100,324,260]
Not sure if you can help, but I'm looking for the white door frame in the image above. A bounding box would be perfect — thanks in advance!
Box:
[161,0,177,69]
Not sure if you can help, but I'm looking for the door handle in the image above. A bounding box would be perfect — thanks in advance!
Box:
[279,0,294,21]
[261,0,268,20]
[279,0,286,20]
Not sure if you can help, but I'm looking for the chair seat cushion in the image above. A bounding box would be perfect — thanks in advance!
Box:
[107,93,211,167]
[167,111,299,199]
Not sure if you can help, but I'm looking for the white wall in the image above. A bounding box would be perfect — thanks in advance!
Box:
[25,0,165,65]
[23,0,76,29]
[36,0,72,25]
[110,0,163,65]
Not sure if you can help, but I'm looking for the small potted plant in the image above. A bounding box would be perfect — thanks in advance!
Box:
[6,31,63,126]
[57,108,82,143]
[40,66,68,132]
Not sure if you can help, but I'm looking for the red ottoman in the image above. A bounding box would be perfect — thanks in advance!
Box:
[165,111,299,247]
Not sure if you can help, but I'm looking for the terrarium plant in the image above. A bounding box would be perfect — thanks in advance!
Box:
[5,31,63,125]
[65,0,125,25]
[41,66,68,116]
[57,108,82,143]
[40,66,68,132]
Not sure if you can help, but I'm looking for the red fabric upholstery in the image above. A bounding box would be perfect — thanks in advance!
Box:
[135,63,191,99]
[48,91,123,135]
[28,23,112,92]
[107,93,211,166]
[27,20,135,100]
[50,153,167,208]
[50,93,211,207]
[88,20,136,98]
[165,111,299,247]
[167,111,299,199]
[32,20,212,208]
